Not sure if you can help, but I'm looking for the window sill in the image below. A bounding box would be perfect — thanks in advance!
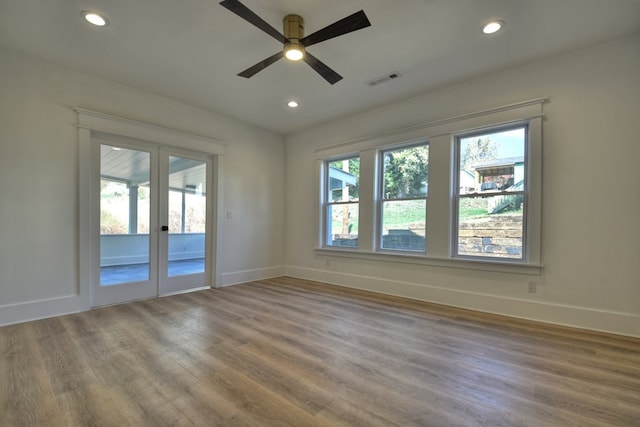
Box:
[315,247,543,276]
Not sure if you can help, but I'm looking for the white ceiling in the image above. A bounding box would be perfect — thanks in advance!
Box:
[1,0,639,135]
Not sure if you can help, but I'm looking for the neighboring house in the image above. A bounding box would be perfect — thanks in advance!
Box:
[472,156,524,191]
[459,170,476,194]
[328,166,357,196]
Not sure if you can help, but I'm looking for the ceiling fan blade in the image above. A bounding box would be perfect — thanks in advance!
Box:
[238,51,284,78]
[219,0,288,44]
[303,52,343,85]
[300,10,371,47]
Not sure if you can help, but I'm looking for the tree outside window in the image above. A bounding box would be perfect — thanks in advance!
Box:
[380,144,429,252]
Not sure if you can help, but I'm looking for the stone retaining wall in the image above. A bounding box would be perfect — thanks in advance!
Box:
[458,214,523,258]
[331,215,523,257]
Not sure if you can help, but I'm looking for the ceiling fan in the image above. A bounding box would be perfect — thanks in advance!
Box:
[219,0,371,84]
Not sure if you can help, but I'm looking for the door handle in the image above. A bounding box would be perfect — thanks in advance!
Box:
[161,226,169,231]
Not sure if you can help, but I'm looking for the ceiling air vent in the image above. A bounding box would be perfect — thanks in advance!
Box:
[366,71,402,87]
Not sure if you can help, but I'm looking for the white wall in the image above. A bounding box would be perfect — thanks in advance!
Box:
[2,34,639,336]
[285,34,640,337]
[0,46,286,324]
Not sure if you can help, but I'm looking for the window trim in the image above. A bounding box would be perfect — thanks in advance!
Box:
[452,122,530,262]
[377,142,429,253]
[315,98,545,275]
[322,154,361,248]
[315,247,542,275]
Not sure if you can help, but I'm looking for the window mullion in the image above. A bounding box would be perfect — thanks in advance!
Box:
[357,149,376,251]
[424,134,453,257]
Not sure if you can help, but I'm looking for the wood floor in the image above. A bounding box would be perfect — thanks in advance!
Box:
[1,277,639,426]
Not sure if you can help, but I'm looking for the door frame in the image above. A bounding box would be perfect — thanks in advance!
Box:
[77,108,226,310]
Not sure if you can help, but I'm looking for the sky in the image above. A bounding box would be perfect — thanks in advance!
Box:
[460,127,525,159]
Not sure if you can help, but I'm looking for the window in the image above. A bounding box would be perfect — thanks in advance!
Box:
[454,126,527,259]
[316,99,543,273]
[379,144,429,252]
[324,156,360,247]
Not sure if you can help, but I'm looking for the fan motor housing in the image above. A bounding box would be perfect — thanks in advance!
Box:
[283,14,304,40]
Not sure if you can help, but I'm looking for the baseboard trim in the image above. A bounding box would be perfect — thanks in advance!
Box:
[5,267,636,338]
[218,265,286,288]
[0,265,286,326]
[0,294,85,327]
[284,265,640,338]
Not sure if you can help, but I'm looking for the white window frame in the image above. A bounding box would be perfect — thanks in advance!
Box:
[315,99,544,275]
[452,123,530,262]
[321,154,361,248]
[377,142,429,253]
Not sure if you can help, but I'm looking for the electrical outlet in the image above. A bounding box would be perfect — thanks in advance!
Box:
[528,281,537,293]
[226,210,233,220]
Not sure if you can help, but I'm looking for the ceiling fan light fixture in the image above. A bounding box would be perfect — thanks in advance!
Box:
[283,14,305,61]
[284,42,305,61]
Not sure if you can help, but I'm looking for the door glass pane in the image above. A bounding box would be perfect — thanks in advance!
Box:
[100,145,150,285]
[167,156,206,277]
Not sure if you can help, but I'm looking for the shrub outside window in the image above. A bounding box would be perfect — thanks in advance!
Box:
[324,156,360,247]
[454,126,527,260]
[379,144,429,252]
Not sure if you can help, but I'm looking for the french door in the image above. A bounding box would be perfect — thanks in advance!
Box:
[92,136,213,307]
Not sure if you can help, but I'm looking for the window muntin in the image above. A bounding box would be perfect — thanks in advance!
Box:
[454,126,527,260]
[324,156,360,247]
[379,144,429,252]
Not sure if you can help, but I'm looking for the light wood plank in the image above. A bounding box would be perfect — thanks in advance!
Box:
[1,277,639,426]
[0,323,64,426]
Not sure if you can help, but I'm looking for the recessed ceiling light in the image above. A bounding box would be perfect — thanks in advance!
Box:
[287,101,299,108]
[482,20,503,35]
[82,11,109,27]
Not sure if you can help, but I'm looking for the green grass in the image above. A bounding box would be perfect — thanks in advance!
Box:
[459,207,523,221]
[329,199,522,234]
[382,200,426,229]
[459,208,488,220]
